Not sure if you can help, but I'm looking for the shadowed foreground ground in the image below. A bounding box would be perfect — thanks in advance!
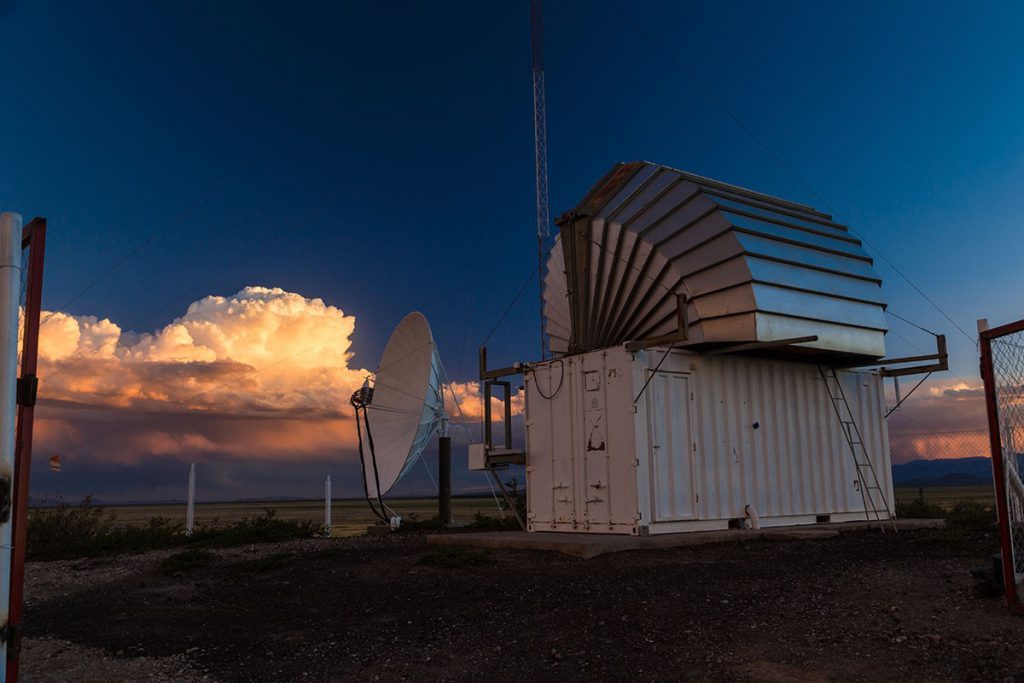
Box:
[21,526,1024,681]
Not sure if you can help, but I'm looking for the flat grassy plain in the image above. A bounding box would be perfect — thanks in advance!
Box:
[93,487,994,536]
[100,497,505,536]
[893,485,993,509]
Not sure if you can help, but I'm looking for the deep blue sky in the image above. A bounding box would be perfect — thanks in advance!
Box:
[4,0,1023,379]
[3,1,1024,503]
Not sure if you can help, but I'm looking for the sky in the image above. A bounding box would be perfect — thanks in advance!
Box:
[2,0,1023,502]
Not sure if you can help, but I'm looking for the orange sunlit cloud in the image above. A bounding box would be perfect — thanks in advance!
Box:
[445,380,524,422]
[33,287,371,463]
[886,378,989,463]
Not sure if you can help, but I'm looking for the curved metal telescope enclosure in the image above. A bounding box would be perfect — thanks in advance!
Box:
[544,161,889,364]
[350,312,446,522]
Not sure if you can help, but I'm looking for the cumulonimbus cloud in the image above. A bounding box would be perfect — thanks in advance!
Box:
[32,287,521,466]
[445,381,523,422]
[38,286,369,414]
[886,378,989,463]
[34,287,372,462]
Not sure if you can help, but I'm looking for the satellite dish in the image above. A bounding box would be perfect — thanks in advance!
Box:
[350,312,446,521]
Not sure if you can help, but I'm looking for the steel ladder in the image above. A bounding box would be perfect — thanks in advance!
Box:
[818,366,896,532]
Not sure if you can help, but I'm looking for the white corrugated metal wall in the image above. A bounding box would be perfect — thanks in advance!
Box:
[525,347,893,534]
[637,350,892,527]
[524,348,639,532]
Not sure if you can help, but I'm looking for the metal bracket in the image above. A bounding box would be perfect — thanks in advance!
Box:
[3,624,20,655]
[703,335,818,357]
[477,345,526,467]
[624,294,690,352]
[847,335,949,378]
[16,375,37,407]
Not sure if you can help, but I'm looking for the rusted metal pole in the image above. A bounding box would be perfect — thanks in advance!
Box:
[979,323,1021,610]
[8,217,46,683]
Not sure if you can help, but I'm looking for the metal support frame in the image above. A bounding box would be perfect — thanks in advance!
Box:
[7,218,45,682]
[623,294,690,352]
[483,380,514,452]
[847,334,948,378]
[487,468,526,531]
[979,318,1024,612]
[531,0,551,361]
[476,346,526,529]
[703,335,818,357]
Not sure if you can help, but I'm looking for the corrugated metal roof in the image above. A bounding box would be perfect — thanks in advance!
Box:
[544,161,888,363]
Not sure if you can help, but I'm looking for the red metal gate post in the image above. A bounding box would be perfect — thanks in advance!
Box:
[979,318,1024,612]
[7,219,46,681]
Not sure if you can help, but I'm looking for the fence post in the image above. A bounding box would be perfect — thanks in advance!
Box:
[0,213,23,678]
[185,463,196,536]
[979,322,1018,607]
[324,475,332,538]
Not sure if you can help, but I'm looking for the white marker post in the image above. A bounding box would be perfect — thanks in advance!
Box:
[0,213,24,677]
[324,475,332,538]
[185,463,196,536]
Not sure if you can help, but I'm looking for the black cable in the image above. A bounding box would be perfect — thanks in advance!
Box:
[361,405,388,520]
[481,241,557,348]
[350,388,388,523]
[633,344,677,404]
[886,310,940,337]
[40,237,152,327]
[885,372,932,419]
[358,407,388,523]
[528,359,564,400]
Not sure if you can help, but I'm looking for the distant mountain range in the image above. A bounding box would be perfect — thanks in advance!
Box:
[892,457,993,487]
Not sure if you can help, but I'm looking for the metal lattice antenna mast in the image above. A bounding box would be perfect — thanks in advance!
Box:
[531,0,550,360]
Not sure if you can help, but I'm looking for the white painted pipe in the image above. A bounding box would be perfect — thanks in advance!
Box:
[744,504,760,530]
[185,463,196,535]
[324,475,332,538]
[0,212,23,675]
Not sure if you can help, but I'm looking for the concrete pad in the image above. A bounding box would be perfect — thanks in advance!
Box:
[426,518,945,559]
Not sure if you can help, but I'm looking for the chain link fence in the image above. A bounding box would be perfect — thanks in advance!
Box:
[979,320,1024,609]
[888,429,990,465]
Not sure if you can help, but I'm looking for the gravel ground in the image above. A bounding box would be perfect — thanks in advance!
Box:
[20,527,1024,681]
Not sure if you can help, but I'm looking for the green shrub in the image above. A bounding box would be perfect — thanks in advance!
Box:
[895,487,946,520]
[946,501,996,531]
[466,512,520,532]
[896,497,945,520]
[28,499,320,561]
[502,478,527,520]
[28,496,121,560]
[188,508,320,547]
[392,513,448,533]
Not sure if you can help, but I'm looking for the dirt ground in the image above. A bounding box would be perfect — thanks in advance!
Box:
[19,526,1024,682]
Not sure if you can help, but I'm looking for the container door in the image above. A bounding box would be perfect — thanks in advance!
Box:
[646,371,695,521]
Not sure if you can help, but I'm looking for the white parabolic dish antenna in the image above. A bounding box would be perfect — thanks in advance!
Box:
[360,312,445,497]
